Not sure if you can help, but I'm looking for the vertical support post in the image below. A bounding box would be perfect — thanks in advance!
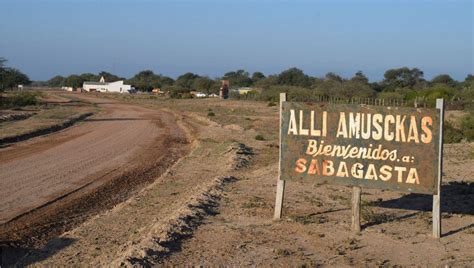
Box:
[274,92,287,220]
[433,98,444,238]
[352,186,361,232]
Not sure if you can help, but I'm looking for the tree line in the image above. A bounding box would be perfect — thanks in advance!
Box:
[0,57,31,91]
[44,67,473,105]
[1,55,473,106]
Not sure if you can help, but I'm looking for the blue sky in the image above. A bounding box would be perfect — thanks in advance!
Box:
[0,0,472,81]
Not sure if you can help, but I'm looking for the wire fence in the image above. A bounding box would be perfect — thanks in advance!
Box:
[305,95,473,110]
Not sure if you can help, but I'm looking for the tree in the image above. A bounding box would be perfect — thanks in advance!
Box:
[80,73,99,82]
[325,72,344,83]
[254,74,278,88]
[47,75,66,87]
[339,80,374,99]
[98,71,123,82]
[192,76,214,93]
[159,76,175,87]
[465,74,474,83]
[277,68,311,87]
[382,67,424,90]
[351,71,369,84]
[431,74,456,86]
[222,69,252,87]
[0,58,31,91]
[251,72,265,83]
[0,57,6,69]
[175,72,200,90]
[127,70,162,91]
[64,75,83,88]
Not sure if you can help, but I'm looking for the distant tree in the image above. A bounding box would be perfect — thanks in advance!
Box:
[64,75,83,88]
[251,71,265,83]
[175,72,200,90]
[339,80,374,99]
[253,74,277,88]
[431,74,456,86]
[465,74,474,83]
[325,72,344,83]
[47,75,66,87]
[80,73,99,82]
[351,71,369,84]
[192,76,214,93]
[382,67,424,90]
[98,71,123,82]
[277,68,311,87]
[159,76,175,87]
[0,57,6,69]
[127,70,163,91]
[223,69,252,87]
[0,57,31,90]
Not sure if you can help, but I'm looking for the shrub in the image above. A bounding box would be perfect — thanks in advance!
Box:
[460,114,474,141]
[443,114,474,143]
[207,111,215,117]
[267,101,277,107]
[0,91,40,108]
[443,121,463,144]
[255,134,265,141]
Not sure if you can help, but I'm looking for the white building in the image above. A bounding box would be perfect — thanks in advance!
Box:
[82,76,132,93]
[195,92,207,98]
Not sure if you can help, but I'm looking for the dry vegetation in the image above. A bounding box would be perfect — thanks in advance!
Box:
[3,92,474,266]
[0,91,98,143]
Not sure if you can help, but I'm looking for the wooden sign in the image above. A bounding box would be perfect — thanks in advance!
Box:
[274,93,444,238]
[279,101,441,194]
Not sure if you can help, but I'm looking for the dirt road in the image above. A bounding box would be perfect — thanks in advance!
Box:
[0,94,190,247]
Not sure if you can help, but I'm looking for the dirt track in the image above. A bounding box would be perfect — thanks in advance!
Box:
[0,95,190,248]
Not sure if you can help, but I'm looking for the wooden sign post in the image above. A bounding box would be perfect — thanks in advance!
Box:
[274,97,445,237]
[351,186,361,232]
[274,93,287,220]
[433,98,444,238]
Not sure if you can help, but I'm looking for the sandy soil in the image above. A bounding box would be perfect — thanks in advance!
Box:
[0,94,190,253]
[2,95,473,266]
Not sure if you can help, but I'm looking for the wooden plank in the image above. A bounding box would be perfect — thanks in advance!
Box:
[352,186,361,232]
[433,98,444,238]
[274,92,287,220]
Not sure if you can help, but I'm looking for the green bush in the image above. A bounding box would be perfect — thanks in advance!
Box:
[0,91,40,108]
[443,114,474,143]
[267,101,277,107]
[460,114,474,141]
[255,134,265,141]
[443,121,463,144]
[207,111,215,117]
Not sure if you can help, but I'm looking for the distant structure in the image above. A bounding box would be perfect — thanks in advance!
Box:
[61,86,74,91]
[232,87,253,95]
[220,80,229,99]
[82,76,133,93]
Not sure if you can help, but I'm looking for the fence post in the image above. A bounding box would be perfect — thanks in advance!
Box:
[352,186,361,232]
[433,98,444,238]
[274,92,287,220]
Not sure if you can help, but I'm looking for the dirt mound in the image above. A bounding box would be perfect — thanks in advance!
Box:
[227,143,254,170]
[122,176,237,266]
[0,112,93,146]
[0,112,35,123]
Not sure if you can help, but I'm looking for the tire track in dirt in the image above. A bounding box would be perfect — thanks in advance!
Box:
[9,112,255,266]
[0,95,191,250]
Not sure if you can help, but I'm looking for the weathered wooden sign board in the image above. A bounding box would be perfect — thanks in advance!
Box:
[274,93,444,238]
[280,101,440,194]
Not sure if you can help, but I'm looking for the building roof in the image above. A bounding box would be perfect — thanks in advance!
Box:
[83,81,107,85]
